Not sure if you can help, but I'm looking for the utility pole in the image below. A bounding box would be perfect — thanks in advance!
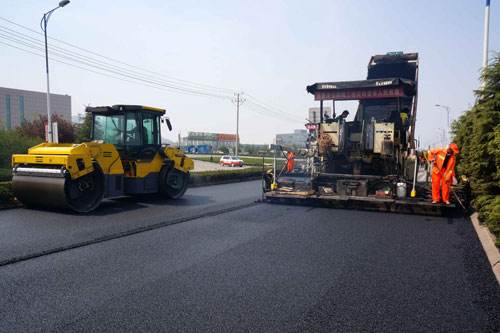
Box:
[232,92,245,156]
[482,0,491,69]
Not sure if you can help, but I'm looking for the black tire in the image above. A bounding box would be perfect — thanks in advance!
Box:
[160,168,189,199]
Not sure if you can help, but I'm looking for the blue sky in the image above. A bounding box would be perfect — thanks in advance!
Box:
[1,0,498,146]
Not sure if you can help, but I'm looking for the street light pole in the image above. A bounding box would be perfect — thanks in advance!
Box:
[435,104,450,143]
[436,128,446,147]
[40,0,70,142]
[436,104,450,141]
[435,104,450,129]
[482,0,491,69]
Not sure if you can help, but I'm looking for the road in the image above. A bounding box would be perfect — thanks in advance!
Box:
[0,180,499,332]
[192,159,252,172]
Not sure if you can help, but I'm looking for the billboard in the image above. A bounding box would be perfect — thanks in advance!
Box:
[217,133,238,142]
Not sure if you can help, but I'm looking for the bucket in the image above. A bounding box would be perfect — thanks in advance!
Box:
[396,182,407,199]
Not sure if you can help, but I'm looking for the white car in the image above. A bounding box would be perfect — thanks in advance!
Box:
[219,155,244,167]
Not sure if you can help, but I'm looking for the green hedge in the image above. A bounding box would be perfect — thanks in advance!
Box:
[0,130,41,169]
[0,168,11,182]
[0,181,13,204]
[451,54,500,246]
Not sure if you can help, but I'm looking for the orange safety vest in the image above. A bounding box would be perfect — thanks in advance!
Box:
[427,148,456,182]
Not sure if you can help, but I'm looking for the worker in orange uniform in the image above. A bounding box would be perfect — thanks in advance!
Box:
[286,151,295,173]
[427,143,459,204]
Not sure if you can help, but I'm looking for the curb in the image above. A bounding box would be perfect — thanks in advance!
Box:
[470,212,500,285]
[190,176,261,188]
[190,172,261,187]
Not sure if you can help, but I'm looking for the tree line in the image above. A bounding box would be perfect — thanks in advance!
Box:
[451,53,499,245]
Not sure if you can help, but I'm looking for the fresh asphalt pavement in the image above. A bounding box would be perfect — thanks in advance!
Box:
[0,180,262,264]
[0,182,499,332]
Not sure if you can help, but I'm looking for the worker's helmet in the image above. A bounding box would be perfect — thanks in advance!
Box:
[449,143,459,154]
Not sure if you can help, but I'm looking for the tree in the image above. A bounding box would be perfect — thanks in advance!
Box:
[73,112,93,143]
[451,53,500,243]
[17,114,74,143]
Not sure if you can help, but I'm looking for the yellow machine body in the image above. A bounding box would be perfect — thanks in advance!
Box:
[11,105,194,213]
[12,142,192,179]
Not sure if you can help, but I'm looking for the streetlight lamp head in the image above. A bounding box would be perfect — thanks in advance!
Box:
[58,0,70,7]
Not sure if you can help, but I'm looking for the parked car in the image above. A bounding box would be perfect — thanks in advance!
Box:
[219,155,244,167]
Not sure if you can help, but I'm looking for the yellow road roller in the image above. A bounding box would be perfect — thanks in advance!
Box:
[11,105,194,213]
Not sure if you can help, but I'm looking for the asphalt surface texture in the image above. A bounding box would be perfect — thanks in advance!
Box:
[0,180,499,332]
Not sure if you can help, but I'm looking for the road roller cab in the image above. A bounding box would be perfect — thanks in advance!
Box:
[11,105,193,213]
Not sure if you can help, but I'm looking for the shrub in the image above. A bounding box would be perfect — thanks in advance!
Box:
[0,129,41,169]
[0,181,13,204]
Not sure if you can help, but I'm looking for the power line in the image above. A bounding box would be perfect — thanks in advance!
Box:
[0,25,234,99]
[0,40,232,100]
[246,100,303,123]
[0,16,236,94]
[0,30,233,100]
[245,103,302,124]
[245,94,304,122]
[2,37,302,123]
[1,16,306,125]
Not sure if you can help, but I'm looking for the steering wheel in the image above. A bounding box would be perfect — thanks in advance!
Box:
[125,129,137,143]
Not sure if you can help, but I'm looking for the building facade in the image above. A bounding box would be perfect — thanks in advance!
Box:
[181,131,238,154]
[275,129,308,148]
[0,87,71,129]
[308,106,332,123]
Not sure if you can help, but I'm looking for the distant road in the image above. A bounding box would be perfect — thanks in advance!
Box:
[192,159,252,172]
[0,180,498,332]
